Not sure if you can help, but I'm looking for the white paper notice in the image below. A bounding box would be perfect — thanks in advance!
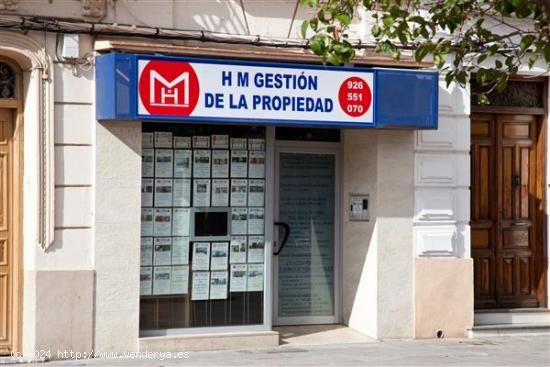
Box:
[172,179,191,207]
[153,266,172,295]
[230,138,247,150]
[212,150,229,178]
[211,135,229,149]
[248,208,265,235]
[230,179,247,206]
[192,242,210,270]
[193,150,211,178]
[211,179,229,207]
[155,149,173,178]
[153,208,172,236]
[210,270,228,300]
[141,208,154,236]
[248,180,265,207]
[154,179,173,207]
[230,150,247,177]
[191,271,210,300]
[172,208,190,236]
[141,179,154,207]
[231,208,248,235]
[193,179,211,207]
[248,138,265,151]
[247,263,264,291]
[140,267,153,296]
[193,136,210,148]
[249,151,265,178]
[142,149,154,177]
[210,242,229,270]
[141,237,153,266]
[153,237,172,265]
[174,150,192,178]
[171,265,189,294]
[154,131,173,148]
[247,235,265,263]
[172,237,190,264]
[230,264,247,292]
[174,136,191,148]
[142,133,154,148]
[230,236,247,263]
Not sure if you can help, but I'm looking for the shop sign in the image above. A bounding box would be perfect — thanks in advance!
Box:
[137,58,374,126]
[96,53,439,129]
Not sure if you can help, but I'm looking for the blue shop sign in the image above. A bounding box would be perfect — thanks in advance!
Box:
[96,53,438,129]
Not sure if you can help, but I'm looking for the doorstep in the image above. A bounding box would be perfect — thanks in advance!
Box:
[468,323,550,337]
[474,308,550,325]
[470,308,550,337]
[139,330,279,352]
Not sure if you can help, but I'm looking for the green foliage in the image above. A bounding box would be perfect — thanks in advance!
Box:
[300,0,550,103]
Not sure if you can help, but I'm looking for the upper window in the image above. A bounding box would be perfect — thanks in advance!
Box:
[0,62,16,99]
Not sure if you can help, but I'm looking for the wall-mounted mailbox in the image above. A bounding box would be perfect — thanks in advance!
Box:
[349,194,370,221]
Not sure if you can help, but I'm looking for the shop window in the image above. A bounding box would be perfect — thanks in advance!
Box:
[140,123,266,331]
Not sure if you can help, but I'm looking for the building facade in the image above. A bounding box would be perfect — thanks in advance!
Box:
[0,0,548,359]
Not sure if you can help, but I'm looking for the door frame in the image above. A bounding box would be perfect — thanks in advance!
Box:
[471,78,548,308]
[0,56,23,354]
[272,140,342,326]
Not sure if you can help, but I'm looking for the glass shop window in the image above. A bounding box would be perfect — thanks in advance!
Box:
[139,123,266,330]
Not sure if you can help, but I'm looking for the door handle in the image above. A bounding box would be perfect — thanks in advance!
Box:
[513,173,520,188]
[273,222,290,256]
[511,221,529,226]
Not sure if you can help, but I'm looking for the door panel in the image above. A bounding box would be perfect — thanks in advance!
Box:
[471,113,542,309]
[274,147,339,325]
[0,108,13,354]
[471,114,497,308]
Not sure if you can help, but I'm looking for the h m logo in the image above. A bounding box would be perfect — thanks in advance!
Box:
[149,70,189,107]
[139,60,199,116]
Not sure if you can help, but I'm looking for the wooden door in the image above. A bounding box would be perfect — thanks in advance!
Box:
[0,108,14,354]
[471,113,544,309]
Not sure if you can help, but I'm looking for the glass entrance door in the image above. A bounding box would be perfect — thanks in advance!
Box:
[273,145,340,325]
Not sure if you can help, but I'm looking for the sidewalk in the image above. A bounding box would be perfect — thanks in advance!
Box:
[8,335,550,367]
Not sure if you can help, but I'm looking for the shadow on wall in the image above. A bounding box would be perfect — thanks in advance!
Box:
[110,0,312,37]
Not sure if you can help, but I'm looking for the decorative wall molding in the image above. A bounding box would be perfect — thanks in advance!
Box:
[414,79,471,258]
[82,0,106,18]
[471,80,544,108]
[0,30,55,250]
[415,116,470,152]
[414,225,457,257]
[0,0,18,11]
[415,189,456,222]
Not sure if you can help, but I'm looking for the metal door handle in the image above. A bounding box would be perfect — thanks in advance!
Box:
[273,222,290,256]
[511,221,529,226]
[513,173,520,188]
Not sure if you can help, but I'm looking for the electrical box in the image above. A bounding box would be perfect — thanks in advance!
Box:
[349,194,369,221]
[61,34,80,58]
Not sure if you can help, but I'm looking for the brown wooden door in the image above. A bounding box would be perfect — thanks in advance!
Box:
[471,113,543,309]
[0,108,14,354]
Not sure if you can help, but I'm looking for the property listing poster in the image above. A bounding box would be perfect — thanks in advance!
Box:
[230,264,247,292]
[192,242,210,270]
[210,242,229,270]
[140,267,153,295]
[210,270,228,300]
[173,136,191,148]
[191,271,210,300]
